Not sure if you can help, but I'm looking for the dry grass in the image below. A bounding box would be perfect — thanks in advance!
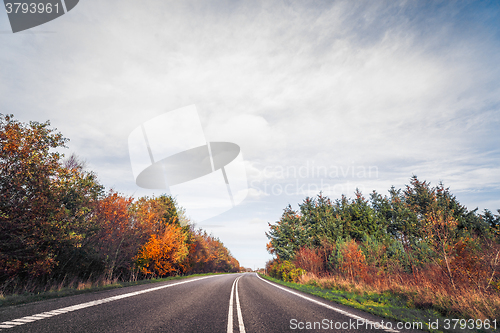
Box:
[1,272,227,308]
[298,269,500,320]
[0,275,123,308]
[2,275,122,300]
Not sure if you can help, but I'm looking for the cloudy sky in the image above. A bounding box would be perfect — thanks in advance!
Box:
[1,0,499,269]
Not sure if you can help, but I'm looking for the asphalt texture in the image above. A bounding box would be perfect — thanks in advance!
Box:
[0,273,424,332]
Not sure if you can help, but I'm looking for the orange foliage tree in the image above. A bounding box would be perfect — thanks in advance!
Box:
[293,246,324,276]
[185,229,240,273]
[340,239,367,281]
[130,195,179,238]
[135,224,189,277]
[424,209,459,290]
[132,195,190,277]
[0,115,242,290]
[91,191,134,280]
[0,114,69,279]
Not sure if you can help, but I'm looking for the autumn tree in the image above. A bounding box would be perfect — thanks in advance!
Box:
[185,229,240,273]
[1,114,67,280]
[266,176,500,287]
[135,223,189,277]
[89,191,134,280]
[293,246,324,275]
[0,114,110,289]
[423,209,459,289]
[340,239,367,281]
[0,115,105,285]
[48,155,105,280]
[0,115,242,293]
[132,195,190,277]
[130,195,181,238]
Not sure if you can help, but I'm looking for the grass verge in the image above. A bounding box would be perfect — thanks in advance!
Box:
[258,274,499,333]
[0,272,230,308]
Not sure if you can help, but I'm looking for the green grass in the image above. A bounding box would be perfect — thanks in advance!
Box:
[0,272,231,308]
[258,274,499,333]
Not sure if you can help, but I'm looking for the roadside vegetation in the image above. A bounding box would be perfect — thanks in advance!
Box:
[0,272,229,308]
[265,177,500,331]
[260,274,497,333]
[0,114,240,300]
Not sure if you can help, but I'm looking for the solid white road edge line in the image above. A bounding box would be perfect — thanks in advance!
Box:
[255,273,400,333]
[0,275,220,331]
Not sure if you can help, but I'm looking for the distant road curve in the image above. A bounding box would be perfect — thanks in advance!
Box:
[0,273,423,332]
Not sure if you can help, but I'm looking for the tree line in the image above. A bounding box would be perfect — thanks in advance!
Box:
[0,114,240,294]
[266,176,500,295]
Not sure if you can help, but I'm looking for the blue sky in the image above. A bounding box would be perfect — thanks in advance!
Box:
[1,0,499,269]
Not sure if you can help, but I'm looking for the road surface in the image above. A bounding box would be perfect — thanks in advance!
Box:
[0,273,423,332]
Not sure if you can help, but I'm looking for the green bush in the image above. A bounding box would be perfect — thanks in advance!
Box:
[267,259,305,282]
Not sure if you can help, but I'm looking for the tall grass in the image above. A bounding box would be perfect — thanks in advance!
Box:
[1,274,120,296]
[0,275,123,307]
[298,266,500,320]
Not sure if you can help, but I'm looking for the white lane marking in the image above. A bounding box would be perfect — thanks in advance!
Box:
[0,275,220,331]
[227,275,246,333]
[15,316,43,321]
[11,318,37,323]
[256,274,400,333]
[227,277,236,333]
[235,276,246,333]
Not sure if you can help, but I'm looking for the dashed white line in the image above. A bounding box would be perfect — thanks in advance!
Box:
[256,273,400,333]
[0,275,220,331]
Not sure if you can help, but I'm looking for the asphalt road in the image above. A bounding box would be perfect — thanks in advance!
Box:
[0,273,424,332]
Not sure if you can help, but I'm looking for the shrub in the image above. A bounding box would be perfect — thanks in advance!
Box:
[267,259,305,282]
